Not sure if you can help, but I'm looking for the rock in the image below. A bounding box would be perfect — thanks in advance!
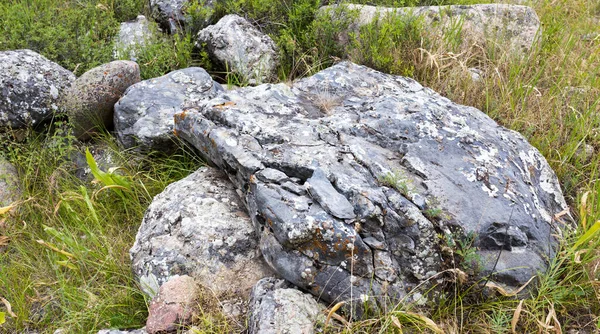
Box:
[97,329,147,334]
[150,0,216,34]
[63,61,140,140]
[0,49,75,129]
[197,15,279,85]
[468,68,484,82]
[114,67,223,153]
[146,275,198,334]
[71,144,119,182]
[248,277,324,334]
[114,15,156,61]
[130,167,272,298]
[174,61,571,315]
[0,158,20,207]
[320,4,541,55]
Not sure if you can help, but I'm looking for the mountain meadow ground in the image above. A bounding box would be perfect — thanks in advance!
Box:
[1,0,599,332]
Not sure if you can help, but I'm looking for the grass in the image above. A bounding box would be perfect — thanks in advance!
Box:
[1,0,600,332]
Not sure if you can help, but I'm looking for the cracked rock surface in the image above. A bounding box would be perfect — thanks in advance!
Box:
[130,167,272,298]
[0,49,75,129]
[114,67,224,152]
[174,61,570,313]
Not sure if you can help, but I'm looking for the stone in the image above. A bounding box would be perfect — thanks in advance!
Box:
[63,61,140,140]
[0,49,75,129]
[146,275,198,334]
[174,61,571,315]
[97,329,147,334]
[197,15,279,85]
[114,15,156,61]
[320,4,541,55]
[0,157,20,207]
[71,144,119,183]
[130,167,272,298]
[150,0,216,34]
[248,277,324,334]
[114,67,223,153]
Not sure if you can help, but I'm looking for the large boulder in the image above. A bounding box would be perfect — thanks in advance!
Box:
[0,158,20,207]
[174,61,570,315]
[197,15,279,85]
[114,15,157,61]
[0,50,75,129]
[63,61,140,140]
[114,67,223,152]
[248,277,324,334]
[320,4,541,55]
[130,167,272,298]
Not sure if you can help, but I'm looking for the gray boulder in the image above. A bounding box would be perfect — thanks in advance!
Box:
[174,61,570,315]
[114,15,157,61]
[320,4,541,55]
[130,167,272,298]
[0,158,20,207]
[249,278,324,334]
[0,50,75,129]
[114,67,223,152]
[197,15,279,85]
[150,0,216,34]
[63,61,140,140]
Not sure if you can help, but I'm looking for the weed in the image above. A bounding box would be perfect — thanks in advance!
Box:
[378,170,413,196]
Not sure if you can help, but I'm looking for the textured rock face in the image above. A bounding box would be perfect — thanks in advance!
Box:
[321,4,541,55]
[197,15,279,84]
[130,167,272,298]
[150,0,188,33]
[174,61,570,313]
[114,67,223,152]
[0,50,75,129]
[146,275,198,334]
[63,61,140,140]
[114,15,156,61]
[248,277,324,334]
[0,158,20,207]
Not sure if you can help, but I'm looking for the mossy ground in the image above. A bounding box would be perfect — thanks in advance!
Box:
[1,0,599,332]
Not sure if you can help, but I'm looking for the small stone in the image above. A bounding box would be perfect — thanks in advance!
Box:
[0,157,20,207]
[146,275,198,334]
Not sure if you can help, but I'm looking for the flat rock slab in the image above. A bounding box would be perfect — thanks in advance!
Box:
[197,14,279,85]
[248,277,324,334]
[114,67,223,152]
[0,49,75,128]
[174,61,569,314]
[320,4,541,55]
[130,167,272,298]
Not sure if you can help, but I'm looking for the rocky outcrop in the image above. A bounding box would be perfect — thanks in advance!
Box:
[146,275,198,334]
[174,61,570,315]
[114,67,223,152]
[320,4,541,55]
[114,15,156,61]
[197,15,279,85]
[0,158,20,207]
[63,61,140,140]
[130,167,272,298]
[248,278,324,334]
[0,50,75,129]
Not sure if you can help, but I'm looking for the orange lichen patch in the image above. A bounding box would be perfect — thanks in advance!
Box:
[173,129,179,137]
[210,138,217,148]
[213,101,236,109]
[174,110,187,122]
[249,174,257,184]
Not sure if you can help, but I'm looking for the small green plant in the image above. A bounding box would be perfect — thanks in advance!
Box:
[378,170,413,196]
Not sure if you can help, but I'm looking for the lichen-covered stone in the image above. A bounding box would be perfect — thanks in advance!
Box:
[174,61,570,315]
[248,277,324,334]
[130,167,272,298]
[320,4,541,55]
[114,67,223,152]
[114,15,156,61]
[197,15,279,84]
[63,61,140,140]
[0,50,75,129]
[0,157,20,207]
